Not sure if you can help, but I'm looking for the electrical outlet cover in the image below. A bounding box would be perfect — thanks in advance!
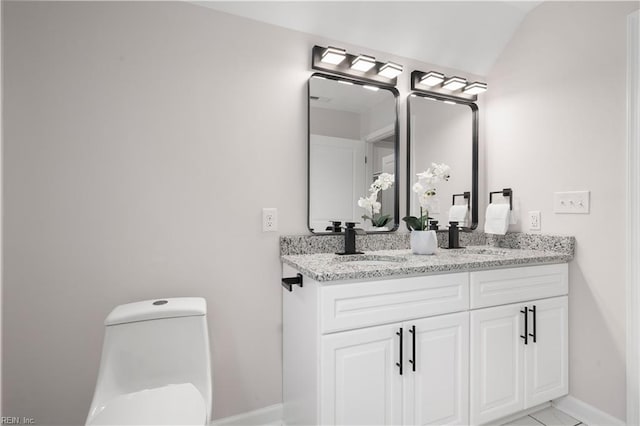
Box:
[262,208,278,232]
[528,211,541,231]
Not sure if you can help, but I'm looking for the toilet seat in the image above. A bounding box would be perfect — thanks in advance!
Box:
[87,383,206,425]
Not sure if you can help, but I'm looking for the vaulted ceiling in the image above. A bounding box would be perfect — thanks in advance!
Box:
[194,1,542,76]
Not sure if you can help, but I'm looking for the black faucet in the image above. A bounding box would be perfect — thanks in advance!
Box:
[325,221,342,233]
[448,221,461,249]
[336,222,364,255]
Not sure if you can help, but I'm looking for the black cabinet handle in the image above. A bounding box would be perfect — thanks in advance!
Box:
[396,328,403,375]
[529,305,537,343]
[281,274,303,292]
[408,325,416,372]
[520,307,529,345]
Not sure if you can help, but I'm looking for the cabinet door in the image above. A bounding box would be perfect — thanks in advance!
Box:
[404,312,469,425]
[470,303,525,425]
[525,296,569,407]
[321,323,403,425]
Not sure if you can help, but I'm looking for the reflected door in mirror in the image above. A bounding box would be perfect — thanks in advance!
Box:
[309,74,399,233]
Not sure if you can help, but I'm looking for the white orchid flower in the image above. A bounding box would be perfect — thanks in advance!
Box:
[358,197,372,209]
[370,173,394,193]
[431,162,451,181]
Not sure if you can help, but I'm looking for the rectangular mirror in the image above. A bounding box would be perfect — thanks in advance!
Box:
[308,73,399,233]
[407,93,478,230]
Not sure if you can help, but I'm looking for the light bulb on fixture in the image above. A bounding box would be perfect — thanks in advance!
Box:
[463,82,487,95]
[320,46,347,65]
[442,76,467,91]
[378,62,403,79]
[351,54,376,72]
[420,71,445,87]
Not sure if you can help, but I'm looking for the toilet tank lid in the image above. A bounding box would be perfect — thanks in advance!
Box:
[105,297,207,326]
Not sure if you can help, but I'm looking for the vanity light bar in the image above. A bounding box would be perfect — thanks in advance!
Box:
[320,46,347,65]
[442,76,467,91]
[411,70,487,102]
[463,81,488,95]
[311,45,402,86]
[351,54,376,72]
[420,71,445,87]
[378,62,403,79]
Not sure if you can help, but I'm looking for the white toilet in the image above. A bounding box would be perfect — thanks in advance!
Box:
[86,297,212,425]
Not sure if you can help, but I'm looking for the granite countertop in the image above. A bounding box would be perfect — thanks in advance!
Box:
[281,246,573,282]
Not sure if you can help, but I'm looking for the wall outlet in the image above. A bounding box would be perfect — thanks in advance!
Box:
[553,191,590,214]
[528,210,541,231]
[262,208,278,232]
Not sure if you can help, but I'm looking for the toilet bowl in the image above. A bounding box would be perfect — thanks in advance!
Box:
[86,297,212,425]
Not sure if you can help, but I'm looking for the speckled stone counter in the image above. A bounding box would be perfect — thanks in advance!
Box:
[281,246,573,282]
[280,231,486,255]
[280,231,575,256]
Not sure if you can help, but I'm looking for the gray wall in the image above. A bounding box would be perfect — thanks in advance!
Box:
[2,2,482,424]
[2,2,307,423]
[486,1,639,420]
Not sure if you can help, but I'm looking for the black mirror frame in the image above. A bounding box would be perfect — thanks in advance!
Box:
[406,92,479,231]
[307,72,401,234]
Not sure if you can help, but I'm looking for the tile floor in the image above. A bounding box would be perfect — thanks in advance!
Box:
[504,407,583,426]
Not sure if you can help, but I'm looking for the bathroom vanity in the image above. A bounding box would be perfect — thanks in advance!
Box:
[281,244,572,425]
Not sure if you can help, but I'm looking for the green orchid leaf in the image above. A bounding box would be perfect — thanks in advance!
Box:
[373,214,391,227]
[402,216,423,231]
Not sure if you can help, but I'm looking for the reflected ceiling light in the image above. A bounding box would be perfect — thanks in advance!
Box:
[420,71,445,87]
[442,76,467,91]
[443,100,457,105]
[321,46,346,65]
[463,81,488,95]
[337,80,353,86]
[378,62,403,79]
[351,54,376,72]
[363,85,379,91]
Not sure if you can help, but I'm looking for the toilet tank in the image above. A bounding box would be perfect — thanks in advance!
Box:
[89,298,212,421]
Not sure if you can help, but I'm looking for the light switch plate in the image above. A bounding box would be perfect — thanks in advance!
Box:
[553,191,590,214]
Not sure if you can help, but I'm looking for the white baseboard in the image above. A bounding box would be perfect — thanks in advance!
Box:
[209,403,283,426]
[553,395,625,426]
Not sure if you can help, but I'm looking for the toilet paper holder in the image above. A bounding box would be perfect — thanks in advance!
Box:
[489,188,513,210]
[452,191,471,209]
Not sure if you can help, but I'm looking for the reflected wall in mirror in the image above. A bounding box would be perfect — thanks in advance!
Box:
[407,93,478,230]
[308,74,399,234]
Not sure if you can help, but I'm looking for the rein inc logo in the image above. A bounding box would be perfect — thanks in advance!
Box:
[1,418,35,425]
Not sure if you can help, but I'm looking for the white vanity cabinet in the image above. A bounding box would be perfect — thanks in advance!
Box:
[469,265,569,425]
[320,311,470,426]
[282,262,568,426]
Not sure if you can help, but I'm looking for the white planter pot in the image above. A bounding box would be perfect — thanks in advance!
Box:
[410,230,438,255]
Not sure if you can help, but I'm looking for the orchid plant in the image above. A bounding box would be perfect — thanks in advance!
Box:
[358,173,394,227]
[402,163,451,231]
